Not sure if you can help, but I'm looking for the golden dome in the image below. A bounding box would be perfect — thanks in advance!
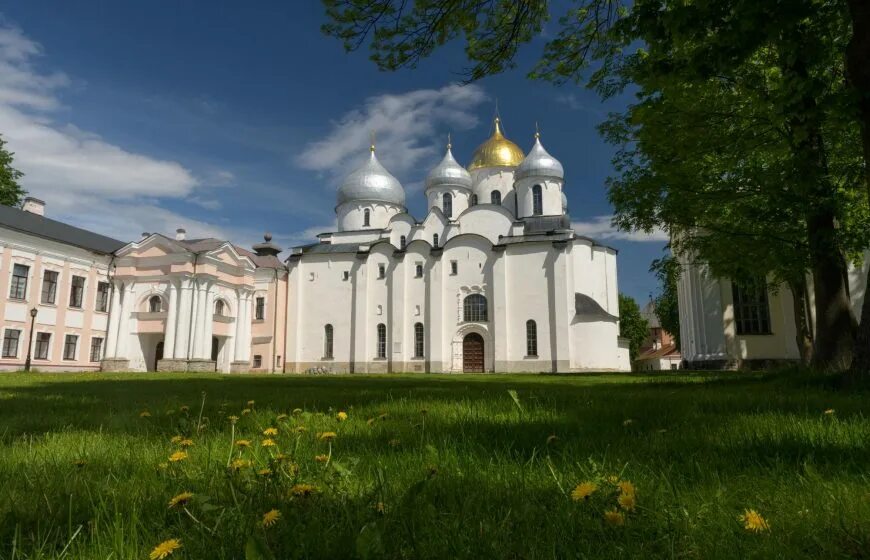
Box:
[467,117,525,170]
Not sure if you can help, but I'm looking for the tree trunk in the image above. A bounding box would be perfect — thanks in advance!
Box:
[789,279,813,364]
[845,0,870,378]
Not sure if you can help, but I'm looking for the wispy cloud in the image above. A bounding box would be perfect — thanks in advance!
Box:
[296,84,487,184]
[572,215,668,242]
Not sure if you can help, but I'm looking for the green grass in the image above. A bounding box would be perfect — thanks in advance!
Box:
[0,371,868,559]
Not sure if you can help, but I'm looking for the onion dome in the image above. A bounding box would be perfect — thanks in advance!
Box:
[337,145,406,207]
[468,117,525,170]
[426,139,472,191]
[516,131,564,181]
[561,191,568,212]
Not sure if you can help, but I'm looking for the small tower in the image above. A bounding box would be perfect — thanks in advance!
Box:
[467,117,525,215]
[425,136,473,219]
[335,138,406,231]
[514,128,565,219]
[252,233,282,257]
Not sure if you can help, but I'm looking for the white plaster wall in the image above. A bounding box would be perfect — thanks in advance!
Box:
[470,168,517,212]
[452,207,514,245]
[426,187,471,219]
[514,177,563,218]
[337,201,403,231]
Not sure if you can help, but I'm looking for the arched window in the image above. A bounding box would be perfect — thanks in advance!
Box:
[214,299,225,316]
[324,324,334,358]
[490,190,501,205]
[463,294,488,322]
[532,184,543,215]
[470,194,478,206]
[443,193,453,218]
[433,233,439,248]
[363,209,371,227]
[414,322,424,358]
[526,320,538,356]
[376,323,387,358]
[148,295,162,313]
[400,235,406,250]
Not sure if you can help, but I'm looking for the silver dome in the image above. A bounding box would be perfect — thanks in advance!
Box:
[337,150,406,207]
[425,146,472,191]
[561,191,568,211]
[516,135,564,181]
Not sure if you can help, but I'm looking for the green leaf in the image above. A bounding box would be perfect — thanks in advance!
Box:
[245,533,275,560]
[356,522,385,560]
[507,389,524,414]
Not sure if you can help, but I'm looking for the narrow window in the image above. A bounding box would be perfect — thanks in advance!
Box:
[215,300,225,316]
[35,332,51,360]
[732,278,771,335]
[415,263,423,278]
[253,355,263,368]
[414,322,424,358]
[41,270,58,304]
[10,264,29,300]
[89,337,104,362]
[363,209,371,227]
[433,233,439,248]
[400,235,406,250]
[255,297,265,320]
[343,271,350,281]
[324,324,334,358]
[532,184,543,215]
[490,190,501,205]
[471,194,478,206]
[443,193,453,218]
[376,323,386,358]
[2,329,21,358]
[63,334,78,360]
[526,320,538,356]
[96,281,110,312]
[463,294,488,322]
[450,261,458,275]
[69,276,85,308]
[378,263,386,279]
[148,295,162,313]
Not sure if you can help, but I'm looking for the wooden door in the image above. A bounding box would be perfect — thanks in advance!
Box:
[462,333,484,372]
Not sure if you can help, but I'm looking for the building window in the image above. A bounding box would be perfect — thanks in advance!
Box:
[253,355,262,368]
[148,295,162,313]
[532,184,543,215]
[255,297,265,320]
[324,324,334,358]
[433,233,439,248]
[69,276,85,308]
[363,209,371,227]
[10,264,29,300]
[63,334,78,361]
[376,323,386,358]
[41,270,58,304]
[443,193,453,218]
[463,294,488,322]
[732,278,771,335]
[214,299,225,316]
[343,271,350,281]
[526,320,538,357]
[35,332,50,360]
[400,235,406,250]
[491,190,501,205]
[96,281,110,312]
[471,194,478,206]
[415,263,423,278]
[414,322,424,358]
[2,329,21,358]
[450,261,458,275]
[378,264,386,279]
[90,337,104,362]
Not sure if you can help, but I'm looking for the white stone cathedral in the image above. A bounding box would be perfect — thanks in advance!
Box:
[284,118,631,373]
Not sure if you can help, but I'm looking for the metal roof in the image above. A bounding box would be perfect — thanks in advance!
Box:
[0,204,126,254]
[575,293,618,321]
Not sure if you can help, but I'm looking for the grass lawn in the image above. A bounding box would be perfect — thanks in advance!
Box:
[0,371,868,559]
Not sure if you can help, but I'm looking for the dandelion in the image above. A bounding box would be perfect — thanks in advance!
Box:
[824,409,835,415]
[420,408,428,415]
[617,480,636,497]
[290,483,318,497]
[168,492,194,509]
[570,481,597,502]
[179,405,189,413]
[241,408,251,415]
[606,475,619,485]
[230,458,252,470]
[315,454,329,463]
[374,502,386,514]
[73,459,87,468]
[546,434,559,445]
[337,411,348,421]
[257,468,273,477]
[366,418,375,426]
[149,538,182,560]
[228,415,239,423]
[618,492,636,512]
[180,439,194,448]
[168,451,188,463]
[276,413,288,421]
[235,439,251,448]
[140,410,151,418]
[739,509,770,533]
[261,438,277,447]
[318,431,337,441]
[170,435,183,444]
[247,400,255,406]
[263,427,278,436]
[157,462,169,470]
[262,509,281,528]
[273,453,291,462]
[292,408,303,415]
[604,509,625,526]
[622,419,633,426]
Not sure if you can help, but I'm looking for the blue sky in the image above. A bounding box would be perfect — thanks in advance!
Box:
[0,2,668,302]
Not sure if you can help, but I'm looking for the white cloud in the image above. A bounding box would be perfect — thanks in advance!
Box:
[572,215,669,242]
[296,84,487,183]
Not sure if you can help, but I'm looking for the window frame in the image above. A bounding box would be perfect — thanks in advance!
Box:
[732,278,772,335]
[324,324,334,359]
[490,190,501,205]
[400,235,406,250]
[526,319,538,357]
[450,260,458,275]
[63,334,78,361]
[255,296,265,320]
[433,233,439,248]
[41,270,59,305]
[363,208,371,227]
[34,332,51,360]
[252,354,263,368]
[10,263,29,300]
[378,263,386,279]
[376,323,387,359]
[214,299,225,317]
[2,328,21,359]
[413,322,424,358]
[443,192,453,218]
[532,184,543,216]
[95,281,110,312]
[89,336,104,362]
[69,275,85,309]
[148,295,162,313]
[463,294,488,322]
[415,263,423,278]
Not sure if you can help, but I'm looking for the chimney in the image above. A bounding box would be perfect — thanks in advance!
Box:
[22,197,45,216]
[175,228,186,241]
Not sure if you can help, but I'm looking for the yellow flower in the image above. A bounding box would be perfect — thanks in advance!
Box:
[606,475,619,485]
[262,509,281,528]
[739,509,770,533]
[170,435,183,444]
[374,501,386,514]
[235,439,251,448]
[570,481,598,502]
[263,427,278,436]
[617,480,636,497]
[318,431,337,441]
[257,468,273,476]
[140,410,151,418]
[179,405,189,413]
[824,409,835,415]
[290,483,318,497]
[168,492,194,509]
[622,418,633,426]
[230,458,252,470]
[157,462,169,470]
[337,411,348,421]
[315,454,329,463]
[273,453,291,462]
[292,408,303,415]
[149,538,182,560]
[604,509,625,526]
[295,426,308,433]
[179,439,194,448]
[168,451,188,463]
[241,408,251,415]
[247,400,255,406]
[261,438,277,447]
[276,413,288,421]
[618,492,636,512]
[228,415,239,423]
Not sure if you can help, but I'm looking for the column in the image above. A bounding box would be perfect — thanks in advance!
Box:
[116,283,135,358]
[105,280,123,357]
[233,289,245,361]
[240,292,252,361]
[189,279,202,358]
[174,278,193,359]
[551,243,571,372]
[163,279,178,358]
[201,282,214,360]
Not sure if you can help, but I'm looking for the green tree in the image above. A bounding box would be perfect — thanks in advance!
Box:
[0,134,26,207]
[618,293,649,363]
[650,257,680,351]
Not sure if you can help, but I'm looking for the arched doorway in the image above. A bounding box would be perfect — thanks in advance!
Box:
[154,341,164,372]
[211,337,219,362]
[462,333,484,372]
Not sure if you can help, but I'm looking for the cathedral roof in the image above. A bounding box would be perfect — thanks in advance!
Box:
[516,133,564,181]
[467,117,525,170]
[337,147,405,207]
[425,143,472,191]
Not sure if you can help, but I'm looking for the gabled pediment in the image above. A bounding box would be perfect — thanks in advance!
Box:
[203,243,256,271]
[115,234,191,259]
